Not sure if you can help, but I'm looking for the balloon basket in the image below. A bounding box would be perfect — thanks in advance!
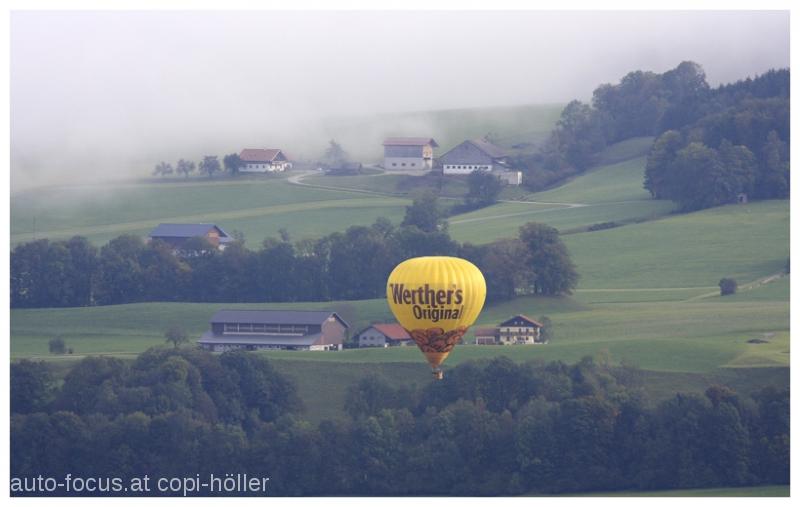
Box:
[432,369,444,380]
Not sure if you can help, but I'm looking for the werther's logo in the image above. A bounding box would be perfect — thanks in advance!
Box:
[388,283,465,322]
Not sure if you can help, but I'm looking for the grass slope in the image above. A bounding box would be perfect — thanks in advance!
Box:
[12,179,410,246]
[448,150,677,243]
[321,103,563,161]
[12,292,788,373]
[566,200,789,289]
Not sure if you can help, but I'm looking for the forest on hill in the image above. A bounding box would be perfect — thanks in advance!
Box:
[518,62,789,210]
[11,350,789,496]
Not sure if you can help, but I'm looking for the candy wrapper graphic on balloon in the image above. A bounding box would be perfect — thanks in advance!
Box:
[386,256,487,379]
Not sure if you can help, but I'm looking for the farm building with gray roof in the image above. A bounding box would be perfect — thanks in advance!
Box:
[149,223,233,251]
[198,309,349,352]
[439,138,510,175]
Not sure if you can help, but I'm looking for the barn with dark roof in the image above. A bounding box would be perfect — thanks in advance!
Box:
[439,138,510,175]
[198,309,349,352]
[149,223,233,251]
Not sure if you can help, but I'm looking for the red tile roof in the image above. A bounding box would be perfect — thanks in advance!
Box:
[383,137,438,147]
[240,148,282,163]
[372,323,412,341]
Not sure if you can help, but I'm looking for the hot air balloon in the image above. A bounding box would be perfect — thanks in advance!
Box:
[386,256,486,380]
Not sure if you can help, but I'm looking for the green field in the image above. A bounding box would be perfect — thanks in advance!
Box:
[9,112,790,436]
[447,149,680,242]
[11,179,411,246]
[12,284,789,373]
[566,200,789,290]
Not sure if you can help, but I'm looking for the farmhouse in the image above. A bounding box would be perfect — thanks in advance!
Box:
[239,148,292,172]
[198,309,349,352]
[149,223,233,251]
[383,137,438,170]
[439,138,509,175]
[473,315,546,345]
[356,323,413,348]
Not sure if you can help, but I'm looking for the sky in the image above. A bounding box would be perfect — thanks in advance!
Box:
[10,10,790,190]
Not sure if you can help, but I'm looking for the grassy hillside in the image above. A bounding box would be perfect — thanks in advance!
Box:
[11,179,410,246]
[9,116,789,433]
[320,103,563,162]
[565,200,789,289]
[10,103,563,247]
[12,285,788,372]
[447,147,678,243]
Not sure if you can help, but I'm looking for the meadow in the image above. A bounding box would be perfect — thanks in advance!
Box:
[319,102,564,161]
[10,108,790,444]
[10,103,564,246]
[11,180,411,246]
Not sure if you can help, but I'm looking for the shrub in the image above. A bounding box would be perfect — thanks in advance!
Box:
[719,278,738,296]
[48,337,67,355]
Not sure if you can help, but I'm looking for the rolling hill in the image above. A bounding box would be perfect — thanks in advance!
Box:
[10,111,790,431]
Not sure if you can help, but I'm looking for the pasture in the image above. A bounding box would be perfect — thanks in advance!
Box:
[9,115,790,434]
[319,102,563,161]
[565,200,789,289]
[12,279,789,373]
[11,179,410,246]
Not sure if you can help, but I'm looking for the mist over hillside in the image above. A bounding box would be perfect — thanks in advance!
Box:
[10,10,789,191]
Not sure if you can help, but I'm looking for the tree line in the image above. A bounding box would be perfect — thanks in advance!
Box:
[153,153,243,178]
[10,196,578,308]
[515,62,789,210]
[11,350,789,496]
[644,97,788,210]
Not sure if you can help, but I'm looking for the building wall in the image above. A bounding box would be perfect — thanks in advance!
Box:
[497,171,523,186]
[320,317,348,346]
[240,161,290,173]
[358,328,388,348]
[443,164,493,175]
[384,144,433,170]
[384,156,428,170]
[440,141,494,175]
[498,325,541,344]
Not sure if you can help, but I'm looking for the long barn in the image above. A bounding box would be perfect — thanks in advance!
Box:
[198,309,349,352]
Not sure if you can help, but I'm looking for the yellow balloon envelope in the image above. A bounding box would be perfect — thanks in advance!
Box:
[386,256,486,379]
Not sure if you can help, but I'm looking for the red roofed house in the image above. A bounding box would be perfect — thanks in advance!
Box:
[356,323,413,348]
[383,137,438,170]
[239,148,292,173]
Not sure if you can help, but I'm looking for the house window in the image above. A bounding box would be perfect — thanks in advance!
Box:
[401,163,406,167]
[411,163,416,167]
[392,163,397,167]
